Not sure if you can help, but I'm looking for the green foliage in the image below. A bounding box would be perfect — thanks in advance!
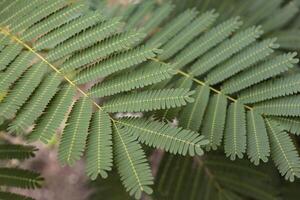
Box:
[2,0,300,198]
[103,89,194,112]
[0,144,43,200]
[0,1,207,198]
[0,144,36,160]
[117,0,300,183]
[113,123,153,199]
[154,154,280,200]
[117,118,208,156]
[86,110,113,180]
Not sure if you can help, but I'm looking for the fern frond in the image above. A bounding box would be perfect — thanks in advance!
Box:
[265,118,300,181]
[33,11,104,50]
[147,9,198,46]
[86,110,112,180]
[89,62,174,98]
[189,26,263,76]
[103,89,194,113]
[173,17,242,70]
[222,52,298,94]
[0,52,34,93]
[246,110,270,165]
[0,62,47,120]
[28,85,76,143]
[0,144,36,160]
[224,102,246,160]
[239,74,300,104]
[206,38,277,85]
[0,168,43,189]
[158,10,218,60]
[74,45,160,84]
[117,118,208,156]
[58,97,92,166]
[113,124,153,200]
[8,73,62,133]
[254,95,300,117]
[47,17,124,61]
[202,93,227,151]
[179,85,210,131]
[60,30,145,72]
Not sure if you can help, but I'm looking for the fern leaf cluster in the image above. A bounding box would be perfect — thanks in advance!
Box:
[117,0,300,182]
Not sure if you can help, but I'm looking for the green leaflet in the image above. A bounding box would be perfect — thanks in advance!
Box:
[205,38,277,85]
[0,0,42,28]
[147,8,198,46]
[46,17,124,61]
[89,62,174,98]
[103,89,194,113]
[0,167,43,189]
[0,62,47,120]
[222,52,299,94]
[265,119,300,181]
[155,76,194,122]
[10,0,69,33]
[22,2,87,41]
[117,118,208,156]
[0,44,23,71]
[239,74,300,104]
[28,85,76,143]
[0,144,36,160]
[272,117,300,136]
[0,51,34,93]
[179,85,210,131]
[8,73,62,134]
[34,11,104,50]
[224,102,247,160]
[202,93,227,151]
[60,30,146,72]
[113,123,153,200]
[158,10,218,60]
[246,110,270,165]
[253,95,300,117]
[86,110,113,180]
[74,45,160,84]
[0,1,20,23]
[189,26,263,76]
[173,17,242,70]
[58,97,93,166]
